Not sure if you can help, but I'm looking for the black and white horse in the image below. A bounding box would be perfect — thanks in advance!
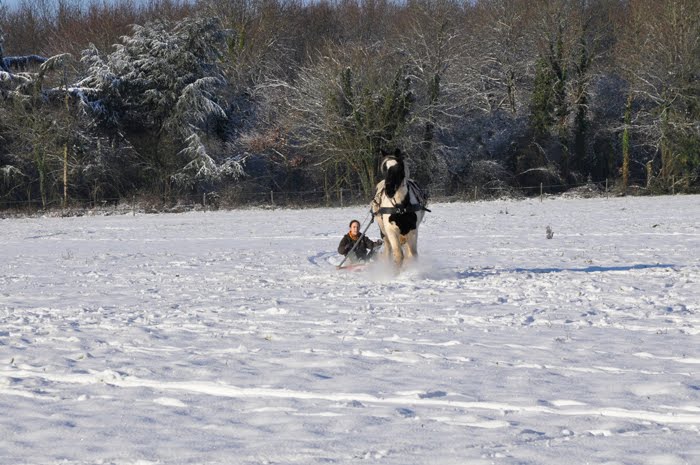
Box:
[371,149,429,269]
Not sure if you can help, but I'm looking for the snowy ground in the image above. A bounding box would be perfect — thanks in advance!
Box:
[1,195,699,465]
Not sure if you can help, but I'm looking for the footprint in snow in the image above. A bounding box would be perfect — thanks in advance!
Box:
[418,390,447,399]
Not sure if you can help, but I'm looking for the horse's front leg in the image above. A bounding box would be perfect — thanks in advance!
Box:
[376,215,392,263]
[403,230,419,264]
[386,231,404,269]
[382,240,392,262]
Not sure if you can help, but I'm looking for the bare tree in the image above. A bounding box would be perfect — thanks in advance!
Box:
[264,42,413,197]
[394,0,466,187]
[617,0,700,190]
[468,0,538,115]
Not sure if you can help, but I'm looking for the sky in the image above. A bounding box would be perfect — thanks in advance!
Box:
[1,194,699,464]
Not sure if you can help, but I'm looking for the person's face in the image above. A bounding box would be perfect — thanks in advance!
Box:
[350,222,360,235]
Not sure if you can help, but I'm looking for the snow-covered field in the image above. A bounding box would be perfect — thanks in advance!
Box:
[1,195,699,465]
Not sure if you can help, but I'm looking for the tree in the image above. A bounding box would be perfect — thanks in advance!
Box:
[509,0,609,186]
[526,0,573,183]
[1,27,74,208]
[205,0,304,90]
[621,93,632,192]
[617,0,700,190]
[79,16,243,196]
[395,0,465,187]
[269,43,413,197]
[468,0,538,115]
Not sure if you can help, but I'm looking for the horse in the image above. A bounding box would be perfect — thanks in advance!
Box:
[371,149,429,269]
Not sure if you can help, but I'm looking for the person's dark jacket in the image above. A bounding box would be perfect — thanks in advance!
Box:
[338,233,381,260]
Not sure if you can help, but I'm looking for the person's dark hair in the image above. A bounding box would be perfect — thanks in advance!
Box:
[349,219,360,228]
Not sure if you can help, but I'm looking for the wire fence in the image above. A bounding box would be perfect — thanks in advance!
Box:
[0,178,682,217]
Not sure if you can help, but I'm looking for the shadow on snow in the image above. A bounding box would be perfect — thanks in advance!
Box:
[458,264,677,279]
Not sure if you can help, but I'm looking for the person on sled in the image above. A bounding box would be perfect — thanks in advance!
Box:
[338,219,382,263]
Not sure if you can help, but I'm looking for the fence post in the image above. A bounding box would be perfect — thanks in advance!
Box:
[132,195,136,216]
[672,176,675,195]
[474,186,478,200]
[540,183,543,202]
[340,188,344,207]
[605,178,608,195]
[270,190,275,205]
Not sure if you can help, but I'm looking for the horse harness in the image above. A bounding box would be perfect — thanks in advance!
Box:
[373,180,431,216]
[375,203,431,216]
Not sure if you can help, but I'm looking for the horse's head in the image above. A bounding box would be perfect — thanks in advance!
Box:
[381,149,408,198]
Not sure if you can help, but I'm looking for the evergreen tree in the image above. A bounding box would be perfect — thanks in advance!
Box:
[530,57,555,140]
[80,16,242,196]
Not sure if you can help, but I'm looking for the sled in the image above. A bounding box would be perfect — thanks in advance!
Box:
[336,262,369,272]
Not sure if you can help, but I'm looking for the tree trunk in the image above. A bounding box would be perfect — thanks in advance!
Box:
[621,94,632,193]
[63,144,68,208]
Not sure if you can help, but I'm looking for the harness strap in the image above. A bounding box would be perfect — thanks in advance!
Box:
[372,178,431,216]
[376,204,431,216]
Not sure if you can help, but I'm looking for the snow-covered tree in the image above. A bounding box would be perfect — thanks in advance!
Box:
[0,28,78,208]
[79,16,244,195]
[395,0,465,188]
[268,43,414,197]
[617,0,700,190]
[0,26,48,87]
